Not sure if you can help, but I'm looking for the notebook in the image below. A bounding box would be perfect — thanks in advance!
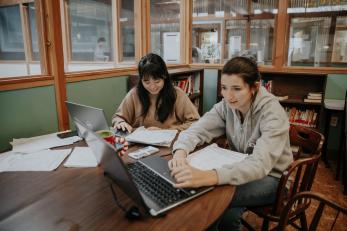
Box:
[74,119,213,217]
[65,101,128,138]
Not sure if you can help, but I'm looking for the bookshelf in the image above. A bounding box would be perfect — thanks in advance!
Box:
[217,71,327,131]
[128,68,204,115]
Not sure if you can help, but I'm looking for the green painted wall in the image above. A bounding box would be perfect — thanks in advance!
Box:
[203,69,218,113]
[325,74,347,154]
[325,74,347,100]
[0,86,58,152]
[67,76,128,127]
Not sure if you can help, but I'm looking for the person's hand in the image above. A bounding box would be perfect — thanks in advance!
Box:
[114,121,133,133]
[170,165,218,188]
[146,126,161,130]
[114,136,129,157]
[168,150,188,169]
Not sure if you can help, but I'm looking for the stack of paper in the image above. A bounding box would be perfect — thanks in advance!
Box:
[0,132,83,173]
[0,149,71,172]
[125,127,178,147]
[188,143,247,170]
[11,133,81,154]
[64,147,98,168]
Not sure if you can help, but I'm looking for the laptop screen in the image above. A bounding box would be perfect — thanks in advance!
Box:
[73,119,148,211]
[65,101,109,137]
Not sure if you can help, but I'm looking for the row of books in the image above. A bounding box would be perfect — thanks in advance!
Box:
[173,76,199,95]
[303,92,322,103]
[284,107,318,128]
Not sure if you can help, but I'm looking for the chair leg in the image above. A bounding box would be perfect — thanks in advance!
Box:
[261,219,269,231]
[299,212,308,231]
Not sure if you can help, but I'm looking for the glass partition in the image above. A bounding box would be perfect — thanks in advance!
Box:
[192,0,278,65]
[63,0,136,72]
[0,2,43,77]
[150,0,181,64]
[287,0,347,67]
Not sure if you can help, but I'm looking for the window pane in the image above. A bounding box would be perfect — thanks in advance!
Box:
[192,0,277,65]
[120,0,135,62]
[67,0,113,62]
[28,2,40,61]
[150,0,180,64]
[331,17,347,66]
[250,19,274,65]
[225,20,247,60]
[0,5,25,61]
[287,0,347,67]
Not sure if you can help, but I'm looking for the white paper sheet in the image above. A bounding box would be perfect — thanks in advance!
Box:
[64,147,98,168]
[188,143,247,170]
[11,133,81,154]
[0,149,70,172]
[125,127,177,147]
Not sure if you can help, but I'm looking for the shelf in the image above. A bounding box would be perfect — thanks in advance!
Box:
[279,99,322,106]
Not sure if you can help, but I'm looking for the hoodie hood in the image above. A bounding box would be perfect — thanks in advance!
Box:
[252,86,278,114]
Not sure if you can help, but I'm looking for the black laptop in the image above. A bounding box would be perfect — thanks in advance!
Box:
[73,119,214,217]
[65,101,128,137]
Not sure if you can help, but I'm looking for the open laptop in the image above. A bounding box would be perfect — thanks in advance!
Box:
[65,101,128,138]
[73,119,214,217]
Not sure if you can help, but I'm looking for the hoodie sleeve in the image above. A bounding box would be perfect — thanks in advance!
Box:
[216,103,290,185]
[172,101,227,154]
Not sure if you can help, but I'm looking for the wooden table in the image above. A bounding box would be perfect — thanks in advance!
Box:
[0,143,235,231]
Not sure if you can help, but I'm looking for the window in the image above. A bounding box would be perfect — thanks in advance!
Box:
[192,0,277,65]
[62,0,135,72]
[0,2,43,78]
[287,0,347,67]
[150,0,181,64]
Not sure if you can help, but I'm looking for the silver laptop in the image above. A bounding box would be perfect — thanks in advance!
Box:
[65,101,128,137]
[73,119,214,217]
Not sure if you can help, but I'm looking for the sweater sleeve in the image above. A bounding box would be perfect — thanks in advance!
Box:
[172,101,226,154]
[111,89,136,126]
[216,105,290,185]
[170,88,200,131]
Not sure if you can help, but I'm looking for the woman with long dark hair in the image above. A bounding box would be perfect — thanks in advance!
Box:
[112,53,199,132]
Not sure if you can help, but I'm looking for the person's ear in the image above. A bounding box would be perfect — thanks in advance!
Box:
[252,81,260,95]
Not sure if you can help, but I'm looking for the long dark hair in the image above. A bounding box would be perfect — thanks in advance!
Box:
[137,53,176,123]
[222,56,260,88]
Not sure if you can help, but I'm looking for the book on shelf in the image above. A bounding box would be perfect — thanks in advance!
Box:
[303,98,322,103]
[261,80,272,93]
[276,95,289,101]
[307,95,322,100]
[308,92,323,97]
[285,107,318,128]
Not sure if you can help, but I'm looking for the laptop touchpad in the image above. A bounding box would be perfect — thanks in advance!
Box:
[139,156,176,184]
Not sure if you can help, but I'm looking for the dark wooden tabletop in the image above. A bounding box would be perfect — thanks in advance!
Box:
[0,143,235,231]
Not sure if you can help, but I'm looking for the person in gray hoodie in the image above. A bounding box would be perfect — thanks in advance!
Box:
[169,56,293,231]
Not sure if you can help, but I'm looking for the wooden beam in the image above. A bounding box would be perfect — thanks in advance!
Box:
[273,0,289,70]
[134,0,149,62]
[43,0,69,131]
[181,0,192,64]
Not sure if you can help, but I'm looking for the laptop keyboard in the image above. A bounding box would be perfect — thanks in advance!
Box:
[128,162,191,208]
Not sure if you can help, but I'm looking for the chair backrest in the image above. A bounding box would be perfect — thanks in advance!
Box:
[272,125,325,216]
[289,125,324,160]
[277,191,347,231]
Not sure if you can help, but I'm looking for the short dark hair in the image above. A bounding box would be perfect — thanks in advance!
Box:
[222,56,260,87]
[137,53,176,123]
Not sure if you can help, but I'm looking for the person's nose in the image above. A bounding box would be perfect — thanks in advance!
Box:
[225,89,235,101]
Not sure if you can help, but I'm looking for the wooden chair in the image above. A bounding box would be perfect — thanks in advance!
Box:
[242,125,325,231]
[277,191,347,231]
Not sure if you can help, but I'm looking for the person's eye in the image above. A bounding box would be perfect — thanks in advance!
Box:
[154,80,161,83]
[221,86,227,90]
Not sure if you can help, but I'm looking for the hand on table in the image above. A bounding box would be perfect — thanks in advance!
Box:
[114,121,133,133]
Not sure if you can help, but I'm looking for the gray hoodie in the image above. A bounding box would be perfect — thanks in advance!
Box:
[173,86,293,185]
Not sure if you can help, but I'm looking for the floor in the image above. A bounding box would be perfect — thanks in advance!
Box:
[242,160,347,231]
